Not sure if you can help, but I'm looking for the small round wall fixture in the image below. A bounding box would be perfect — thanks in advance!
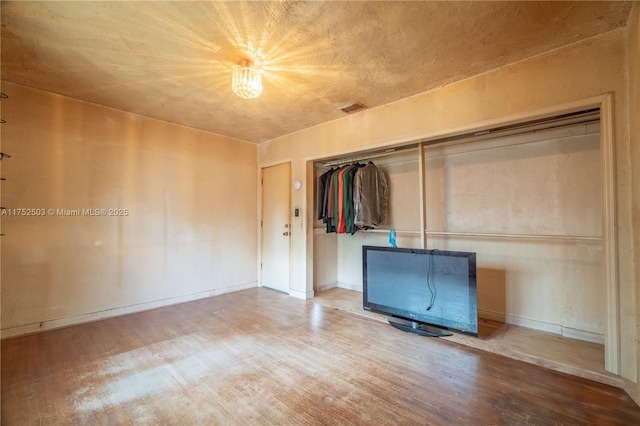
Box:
[293,180,302,191]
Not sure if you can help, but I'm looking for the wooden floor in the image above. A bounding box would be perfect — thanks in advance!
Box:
[2,288,640,425]
[313,287,622,388]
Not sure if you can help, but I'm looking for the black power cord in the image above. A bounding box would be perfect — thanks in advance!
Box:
[426,250,437,310]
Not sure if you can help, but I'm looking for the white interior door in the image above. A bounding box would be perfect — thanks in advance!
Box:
[261,162,291,293]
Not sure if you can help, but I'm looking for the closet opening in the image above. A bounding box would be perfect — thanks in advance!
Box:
[311,102,622,387]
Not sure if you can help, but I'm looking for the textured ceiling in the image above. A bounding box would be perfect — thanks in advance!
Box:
[1,1,633,143]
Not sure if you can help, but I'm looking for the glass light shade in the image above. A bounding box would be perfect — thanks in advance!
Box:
[232,65,262,99]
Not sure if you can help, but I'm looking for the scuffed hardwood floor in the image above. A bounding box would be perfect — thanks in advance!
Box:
[2,287,640,425]
[313,287,622,388]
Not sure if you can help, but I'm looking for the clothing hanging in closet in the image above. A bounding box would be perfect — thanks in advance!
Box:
[317,161,388,234]
[354,161,388,228]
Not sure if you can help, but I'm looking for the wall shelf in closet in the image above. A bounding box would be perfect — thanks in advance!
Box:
[426,231,602,243]
[359,229,421,235]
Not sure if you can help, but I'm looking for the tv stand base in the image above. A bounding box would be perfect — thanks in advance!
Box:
[388,317,453,337]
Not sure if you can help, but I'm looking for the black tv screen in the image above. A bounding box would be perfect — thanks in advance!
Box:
[363,245,478,336]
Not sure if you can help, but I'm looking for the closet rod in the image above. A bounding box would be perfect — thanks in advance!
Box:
[322,145,418,167]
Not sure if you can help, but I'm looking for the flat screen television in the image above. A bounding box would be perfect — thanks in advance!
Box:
[362,245,478,337]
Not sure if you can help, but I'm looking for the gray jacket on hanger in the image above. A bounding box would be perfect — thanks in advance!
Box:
[353,162,388,228]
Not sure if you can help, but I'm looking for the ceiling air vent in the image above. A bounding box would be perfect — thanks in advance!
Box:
[340,102,367,114]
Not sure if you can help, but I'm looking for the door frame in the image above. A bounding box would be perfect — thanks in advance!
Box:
[258,160,292,292]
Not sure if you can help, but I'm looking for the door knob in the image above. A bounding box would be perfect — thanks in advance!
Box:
[283,232,289,236]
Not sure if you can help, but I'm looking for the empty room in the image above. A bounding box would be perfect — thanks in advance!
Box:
[2,1,640,424]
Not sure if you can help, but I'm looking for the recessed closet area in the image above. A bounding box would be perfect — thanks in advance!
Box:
[312,113,615,384]
[257,22,638,404]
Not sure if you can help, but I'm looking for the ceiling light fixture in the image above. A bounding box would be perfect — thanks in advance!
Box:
[232,59,262,100]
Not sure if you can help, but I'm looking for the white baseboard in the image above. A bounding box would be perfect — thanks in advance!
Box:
[289,287,314,300]
[314,281,362,293]
[485,309,561,334]
[1,282,258,339]
[337,281,362,292]
[561,326,604,344]
[478,308,604,344]
[315,282,338,292]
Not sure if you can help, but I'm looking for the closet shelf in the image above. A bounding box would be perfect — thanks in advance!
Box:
[360,229,421,235]
[312,228,600,242]
[426,230,601,243]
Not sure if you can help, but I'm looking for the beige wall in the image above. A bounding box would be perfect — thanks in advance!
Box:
[0,82,258,337]
[425,126,603,341]
[260,28,638,399]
